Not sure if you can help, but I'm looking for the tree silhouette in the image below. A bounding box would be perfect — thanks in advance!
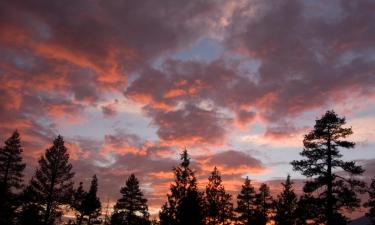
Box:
[365,178,375,224]
[29,135,75,225]
[235,177,257,225]
[205,167,233,225]
[0,131,26,225]
[72,175,101,225]
[291,110,365,225]
[159,196,177,225]
[82,175,101,225]
[71,182,87,225]
[273,175,297,225]
[159,149,205,225]
[18,185,44,225]
[111,174,149,225]
[294,194,324,225]
[253,183,273,225]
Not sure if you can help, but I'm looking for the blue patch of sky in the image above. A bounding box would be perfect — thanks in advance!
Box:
[172,37,223,61]
[10,50,35,70]
[150,37,262,86]
[223,51,261,74]
[353,105,375,119]
[152,37,223,69]
[58,109,158,142]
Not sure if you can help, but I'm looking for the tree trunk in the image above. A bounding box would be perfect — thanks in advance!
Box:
[327,134,333,225]
[44,174,56,225]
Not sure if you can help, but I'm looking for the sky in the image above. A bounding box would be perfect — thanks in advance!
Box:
[1,0,375,217]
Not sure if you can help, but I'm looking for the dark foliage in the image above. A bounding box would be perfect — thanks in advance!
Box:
[0,131,26,225]
[159,149,205,225]
[72,175,101,225]
[83,175,101,225]
[294,194,322,225]
[253,183,273,225]
[71,182,87,225]
[205,167,233,225]
[365,178,375,224]
[291,110,365,225]
[18,185,44,225]
[235,177,257,225]
[29,135,75,225]
[273,175,298,225]
[111,174,150,225]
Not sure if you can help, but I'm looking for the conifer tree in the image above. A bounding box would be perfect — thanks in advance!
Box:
[82,175,101,225]
[273,175,297,225]
[295,193,334,225]
[30,135,75,225]
[111,174,150,225]
[205,167,233,225]
[253,183,273,225]
[159,149,205,225]
[365,178,375,224]
[291,110,365,225]
[71,182,87,225]
[159,196,177,225]
[0,131,26,225]
[235,177,257,225]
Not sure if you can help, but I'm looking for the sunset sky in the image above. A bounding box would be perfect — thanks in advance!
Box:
[1,0,375,215]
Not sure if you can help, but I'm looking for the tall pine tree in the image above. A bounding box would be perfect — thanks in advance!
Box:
[82,175,101,225]
[273,175,298,225]
[159,149,205,225]
[253,183,273,225]
[0,130,26,225]
[205,167,233,225]
[30,135,75,225]
[235,177,257,225]
[111,174,149,225]
[71,182,87,225]
[291,110,365,225]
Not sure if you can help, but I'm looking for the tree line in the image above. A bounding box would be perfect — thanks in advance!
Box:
[0,110,374,225]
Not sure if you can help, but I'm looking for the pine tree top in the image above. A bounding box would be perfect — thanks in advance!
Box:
[30,135,74,203]
[0,130,25,191]
[115,174,149,220]
[180,148,190,168]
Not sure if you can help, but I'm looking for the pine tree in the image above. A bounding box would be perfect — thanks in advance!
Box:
[235,177,257,225]
[71,182,87,225]
[159,196,177,225]
[159,149,205,225]
[253,183,273,225]
[30,135,75,225]
[111,174,150,225]
[294,194,323,225]
[273,175,298,225]
[0,130,26,225]
[82,175,101,225]
[291,110,365,225]
[205,167,233,225]
[364,178,375,224]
